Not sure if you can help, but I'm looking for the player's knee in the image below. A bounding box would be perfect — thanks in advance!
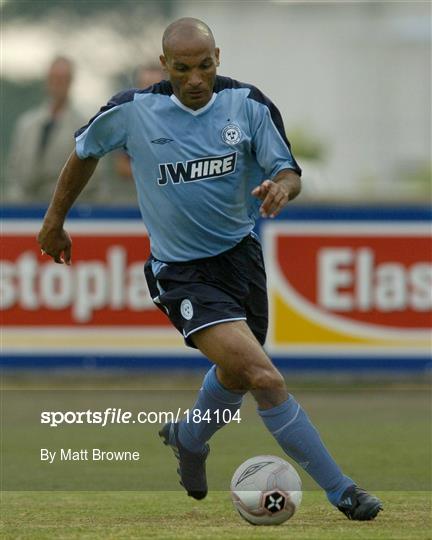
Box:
[248,367,287,408]
[245,366,285,393]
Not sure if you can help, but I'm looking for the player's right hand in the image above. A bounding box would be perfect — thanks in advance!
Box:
[37,226,72,265]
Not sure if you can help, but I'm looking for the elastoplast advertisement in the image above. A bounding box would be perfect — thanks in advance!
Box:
[262,221,430,358]
[1,207,431,369]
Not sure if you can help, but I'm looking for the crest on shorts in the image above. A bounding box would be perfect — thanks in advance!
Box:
[180,299,194,320]
[221,124,242,145]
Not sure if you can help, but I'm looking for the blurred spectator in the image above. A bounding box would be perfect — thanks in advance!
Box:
[134,63,165,89]
[114,63,165,185]
[5,56,102,203]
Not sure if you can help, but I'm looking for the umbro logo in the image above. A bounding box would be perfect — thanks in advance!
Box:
[235,461,274,486]
[151,138,174,145]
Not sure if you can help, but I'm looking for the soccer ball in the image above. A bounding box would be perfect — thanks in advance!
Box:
[230,455,302,525]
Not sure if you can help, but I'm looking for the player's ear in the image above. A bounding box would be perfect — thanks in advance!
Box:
[215,48,220,67]
[159,55,167,70]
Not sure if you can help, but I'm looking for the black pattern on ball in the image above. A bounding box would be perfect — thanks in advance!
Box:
[264,491,285,513]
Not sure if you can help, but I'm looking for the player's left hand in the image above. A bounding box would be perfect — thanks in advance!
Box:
[251,179,290,218]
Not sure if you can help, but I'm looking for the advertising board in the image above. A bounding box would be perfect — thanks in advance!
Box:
[1,206,430,369]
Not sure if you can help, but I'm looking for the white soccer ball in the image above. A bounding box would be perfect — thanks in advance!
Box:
[230,455,302,525]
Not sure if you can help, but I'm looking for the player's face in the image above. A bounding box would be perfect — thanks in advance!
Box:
[161,39,220,110]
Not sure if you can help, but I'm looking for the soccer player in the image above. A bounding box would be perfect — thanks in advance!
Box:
[38,18,382,521]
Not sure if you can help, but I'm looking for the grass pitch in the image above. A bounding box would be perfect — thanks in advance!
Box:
[1,373,431,539]
[2,490,431,540]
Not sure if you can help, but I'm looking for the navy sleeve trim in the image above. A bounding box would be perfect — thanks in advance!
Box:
[74,80,173,138]
[147,79,173,97]
[214,76,302,176]
[74,88,136,138]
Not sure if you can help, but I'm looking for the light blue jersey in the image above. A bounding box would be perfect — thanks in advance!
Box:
[75,76,301,262]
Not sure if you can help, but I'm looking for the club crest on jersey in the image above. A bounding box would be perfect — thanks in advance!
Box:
[221,123,242,145]
[157,151,237,186]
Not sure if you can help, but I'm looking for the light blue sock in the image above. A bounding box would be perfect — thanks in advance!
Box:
[178,365,244,454]
[259,395,354,506]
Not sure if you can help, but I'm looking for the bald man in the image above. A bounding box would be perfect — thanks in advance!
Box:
[38,18,382,521]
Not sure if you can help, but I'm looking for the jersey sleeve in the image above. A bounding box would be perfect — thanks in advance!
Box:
[74,91,133,159]
[246,87,302,178]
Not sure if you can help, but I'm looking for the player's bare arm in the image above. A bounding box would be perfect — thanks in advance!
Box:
[251,168,301,218]
[37,150,98,264]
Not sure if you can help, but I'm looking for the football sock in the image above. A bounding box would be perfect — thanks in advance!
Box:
[258,395,354,506]
[177,365,244,454]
